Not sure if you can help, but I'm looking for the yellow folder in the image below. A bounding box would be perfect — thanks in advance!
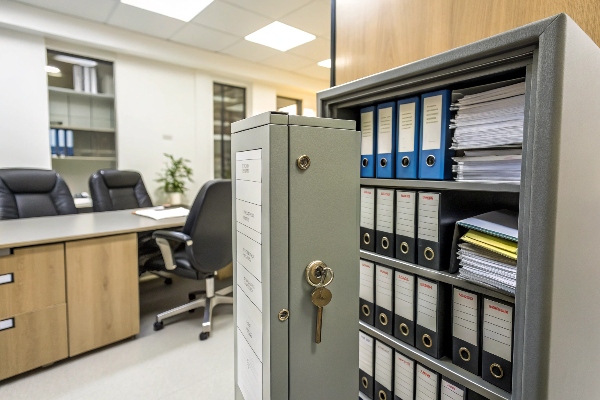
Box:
[461,230,518,260]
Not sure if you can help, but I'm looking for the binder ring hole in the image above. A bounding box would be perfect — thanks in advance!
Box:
[363,233,370,245]
[362,158,369,167]
[361,376,368,389]
[379,390,387,400]
[380,158,387,167]
[399,323,409,336]
[379,313,388,326]
[381,237,389,249]
[490,363,504,379]
[362,304,370,317]
[400,242,409,254]
[424,247,434,260]
[426,155,436,166]
[422,334,433,348]
[401,156,410,167]
[459,347,471,362]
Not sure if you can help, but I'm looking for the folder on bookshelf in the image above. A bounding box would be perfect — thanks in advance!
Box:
[374,340,394,400]
[361,107,377,178]
[393,270,415,346]
[359,331,375,399]
[415,277,451,359]
[418,90,453,180]
[415,363,439,400]
[452,288,481,375]
[376,102,397,178]
[359,259,375,326]
[395,190,416,263]
[482,297,514,393]
[361,187,376,251]
[376,188,395,257]
[375,265,394,335]
[394,352,415,400]
[396,97,420,179]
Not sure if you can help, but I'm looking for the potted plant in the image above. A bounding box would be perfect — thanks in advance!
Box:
[156,153,193,205]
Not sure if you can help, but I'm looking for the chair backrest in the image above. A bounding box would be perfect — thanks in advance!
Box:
[0,168,77,220]
[183,179,232,272]
[89,169,152,212]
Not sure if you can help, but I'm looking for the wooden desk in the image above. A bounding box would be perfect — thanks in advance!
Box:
[0,210,186,380]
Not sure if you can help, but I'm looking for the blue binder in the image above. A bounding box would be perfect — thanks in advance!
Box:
[57,129,66,157]
[66,130,74,156]
[418,90,453,180]
[360,106,377,178]
[49,129,57,156]
[376,102,397,178]
[396,97,420,179]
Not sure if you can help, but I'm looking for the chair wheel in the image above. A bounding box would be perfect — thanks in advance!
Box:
[164,278,173,285]
[154,321,164,331]
[199,332,210,341]
[188,293,196,301]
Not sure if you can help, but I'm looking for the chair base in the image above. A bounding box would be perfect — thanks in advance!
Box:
[154,278,233,340]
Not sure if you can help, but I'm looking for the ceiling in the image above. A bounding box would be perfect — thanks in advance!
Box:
[12,0,331,82]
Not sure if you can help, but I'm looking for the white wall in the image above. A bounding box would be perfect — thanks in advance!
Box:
[0,28,50,169]
[249,83,277,116]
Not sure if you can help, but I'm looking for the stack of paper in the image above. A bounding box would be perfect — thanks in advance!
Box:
[456,210,518,294]
[450,81,526,182]
[134,207,189,220]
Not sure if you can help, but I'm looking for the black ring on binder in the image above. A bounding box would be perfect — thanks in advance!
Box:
[400,242,409,254]
[380,158,387,167]
[362,158,368,167]
[400,323,409,336]
[459,347,471,362]
[422,334,433,348]
[362,304,370,316]
[382,237,389,249]
[401,156,410,167]
[362,377,368,388]
[363,233,370,245]
[379,389,387,400]
[424,247,434,260]
[426,155,436,166]
[379,313,388,326]
[490,363,504,379]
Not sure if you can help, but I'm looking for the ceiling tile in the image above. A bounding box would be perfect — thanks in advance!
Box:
[16,0,117,22]
[220,40,280,63]
[170,24,239,52]
[280,0,330,37]
[223,0,312,20]
[297,63,330,81]
[192,2,271,38]
[107,3,186,38]
[260,53,314,72]
[288,37,329,62]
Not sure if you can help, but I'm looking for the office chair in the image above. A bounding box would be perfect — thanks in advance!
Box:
[146,179,233,340]
[89,169,171,283]
[0,168,77,220]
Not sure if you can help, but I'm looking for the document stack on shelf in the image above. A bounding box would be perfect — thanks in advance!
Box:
[455,210,518,294]
[450,80,526,183]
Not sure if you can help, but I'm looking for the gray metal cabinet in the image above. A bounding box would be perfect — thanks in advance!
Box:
[232,113,360,399]
[317,13,600,400]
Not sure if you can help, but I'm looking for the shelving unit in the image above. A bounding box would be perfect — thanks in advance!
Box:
[51,156,116,162]
[48,86,115,99]
[50,125,115,133]
[317,14,600,400]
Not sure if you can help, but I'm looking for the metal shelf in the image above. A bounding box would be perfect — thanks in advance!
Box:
[52,156,116,162]
[360,178,520,193]
[360,250,514,303]
[48,86,115,99]
[359,321,511,400]
[50,125,115,133]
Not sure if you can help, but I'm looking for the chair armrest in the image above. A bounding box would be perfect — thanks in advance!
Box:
[152,230,193,271]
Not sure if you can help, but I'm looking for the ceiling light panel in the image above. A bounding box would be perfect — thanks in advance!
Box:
[121,0,214,22]
[245,22,316,52]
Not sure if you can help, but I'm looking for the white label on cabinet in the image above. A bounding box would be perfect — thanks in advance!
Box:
[453,288,478,346]
[375,266,393,311]
[237,263,262,312]
[395,271,414,321]
[237,286,263,360]
[422,95,443,151]
[237,329,262,400]
[395,352,415,400]
[360,187,375,230]
[236,159,262,183]
[483,299,513,361]
[236,200,262,233]
[441,379,465,400]
[359,331,374,374]
[236,180,262,206]
[376,189,394,234]
[398,102,416,153]
[361,110,374,155]
[417,278,438,332]
[360,260,375,303]
[375,340,393,391]
[378,106,393,154]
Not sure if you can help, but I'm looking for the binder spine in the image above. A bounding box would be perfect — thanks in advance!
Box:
[359,259,375,326]
[481,297,514,393]
[441,378,467,400]
[375,265,394,335]
[393,270,415,346]
[394,352,415,400]
[361,187,376,251]
[359,331,375,398]
[396,97,420,179]
[66,130,74,156]
[451,288,481,375]
[360,107,377,178]
[418,89,453,180]
[57,129,66,157]
[374,340,394,400]
[376,189,395,257]
[49,128,57,156]
[395,190,416,263]
[417,192,441,270]
[416,277,451,359]
[376,102,397,179]
[415,363,439,400]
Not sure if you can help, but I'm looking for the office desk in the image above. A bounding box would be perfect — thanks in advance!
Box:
[0,210,186,380]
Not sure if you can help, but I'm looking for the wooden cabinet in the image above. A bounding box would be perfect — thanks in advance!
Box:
[0,244,68,380]
[66,233,139,356]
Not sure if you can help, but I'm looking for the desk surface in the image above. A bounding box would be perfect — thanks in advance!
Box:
[0,210,186,249]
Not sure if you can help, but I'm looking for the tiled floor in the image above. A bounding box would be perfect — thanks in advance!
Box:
[0,276,235,399]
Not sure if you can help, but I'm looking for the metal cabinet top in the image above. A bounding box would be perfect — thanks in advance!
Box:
[231,111,356,133]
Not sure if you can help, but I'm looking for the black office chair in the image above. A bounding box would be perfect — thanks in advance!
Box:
[0,168,77,220]
[145,179,233,340]
[89,169,170,282]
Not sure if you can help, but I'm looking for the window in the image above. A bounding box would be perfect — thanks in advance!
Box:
[214,83,246,179]
[277,96,302,115]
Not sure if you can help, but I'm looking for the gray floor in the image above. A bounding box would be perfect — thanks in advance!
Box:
[0,275,235,399]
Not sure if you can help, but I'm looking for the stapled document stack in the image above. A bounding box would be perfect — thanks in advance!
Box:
[452,210,518,294]
[450,80,526,182]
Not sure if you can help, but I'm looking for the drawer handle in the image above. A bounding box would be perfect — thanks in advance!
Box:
[0,273,14,286]
[0,317,15,332]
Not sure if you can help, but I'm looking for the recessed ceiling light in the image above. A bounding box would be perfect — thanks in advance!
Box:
[54,55,98,67]
[45,66,61,74]
[245,22,315,52]
[121,0,214,22]
[317,59,331,68]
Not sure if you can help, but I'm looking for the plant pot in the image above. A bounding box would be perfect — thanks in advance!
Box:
[168,192,182,206]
